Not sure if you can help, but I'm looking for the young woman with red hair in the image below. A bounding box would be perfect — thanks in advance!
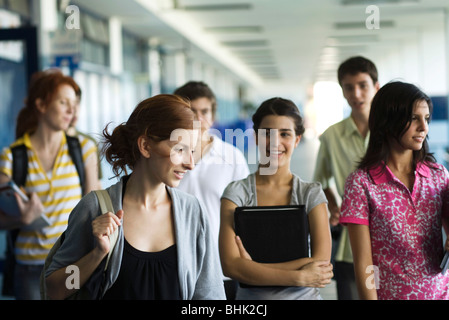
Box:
[0,69,100,299]
[45,94,226,300]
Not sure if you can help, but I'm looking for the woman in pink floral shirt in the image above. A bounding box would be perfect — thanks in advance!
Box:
[340,81,449,300]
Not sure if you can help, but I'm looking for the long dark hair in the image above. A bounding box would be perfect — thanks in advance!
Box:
[358,81,436,172]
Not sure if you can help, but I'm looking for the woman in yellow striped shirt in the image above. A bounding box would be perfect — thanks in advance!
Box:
[0,69,100,299]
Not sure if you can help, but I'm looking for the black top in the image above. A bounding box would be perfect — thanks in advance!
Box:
[102,239,181,300]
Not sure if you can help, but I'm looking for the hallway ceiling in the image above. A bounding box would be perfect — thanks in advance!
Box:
[71,0,449,96]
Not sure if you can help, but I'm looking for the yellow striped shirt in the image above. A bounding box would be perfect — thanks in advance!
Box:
[0,132,97,265]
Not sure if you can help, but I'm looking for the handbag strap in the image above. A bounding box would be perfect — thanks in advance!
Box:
[94,189,118,271]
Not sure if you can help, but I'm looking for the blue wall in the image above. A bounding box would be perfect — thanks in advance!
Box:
[0,58,26,149]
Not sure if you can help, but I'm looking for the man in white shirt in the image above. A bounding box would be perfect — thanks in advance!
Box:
[174,81,250,299]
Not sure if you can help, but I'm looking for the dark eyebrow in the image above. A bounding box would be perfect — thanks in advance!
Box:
[259,128,293,132]
[412,112,430,116]
[343,81,368,87]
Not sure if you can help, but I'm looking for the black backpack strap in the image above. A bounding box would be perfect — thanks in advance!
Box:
[66,134,86,195]
[9,145,28,245]
[11,144,28,187]
[3,145,27,296]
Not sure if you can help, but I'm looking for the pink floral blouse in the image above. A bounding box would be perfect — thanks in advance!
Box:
[340,162,449,300]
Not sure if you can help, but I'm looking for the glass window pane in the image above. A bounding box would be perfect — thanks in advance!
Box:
[80,13,109,44]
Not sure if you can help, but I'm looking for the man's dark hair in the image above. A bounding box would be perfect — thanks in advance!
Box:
[337,56,378,85]
[174,81,217,116]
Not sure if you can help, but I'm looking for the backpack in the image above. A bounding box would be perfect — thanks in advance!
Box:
[2,134,85,297]
[39,189,118,300]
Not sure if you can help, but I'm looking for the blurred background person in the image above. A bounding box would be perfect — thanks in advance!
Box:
[313,56,380,300]
[0,69,100,299]
[174,81,249,299]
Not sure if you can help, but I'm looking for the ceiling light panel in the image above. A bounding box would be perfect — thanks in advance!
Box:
[204,26,263,33]
[341,0,418,5]
[334,20,395,29]
[221,40,269,47]
[327,35,379,46]
[233,49,273,56]
[178,3,252,11]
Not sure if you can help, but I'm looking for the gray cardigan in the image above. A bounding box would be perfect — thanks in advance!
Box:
[46,176,226,300]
